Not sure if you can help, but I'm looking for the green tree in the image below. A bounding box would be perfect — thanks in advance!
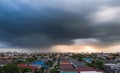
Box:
[93,60,104,70]
[0,67,3,73]
[50,68,59,73]
[27,58,35,62]
[86,60,104,70]
[39,68,44,73]
[3,64,20,73]
[20,68,32,73]
[71,54,84,61]
[46,61,53,67]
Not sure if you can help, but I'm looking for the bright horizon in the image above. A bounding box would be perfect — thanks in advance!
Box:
[1,44,120,53]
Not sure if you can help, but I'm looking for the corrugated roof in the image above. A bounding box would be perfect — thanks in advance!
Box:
[18,64,36,70]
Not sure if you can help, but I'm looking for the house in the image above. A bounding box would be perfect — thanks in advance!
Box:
[60,58,104,73]
[77,67,104,73]
[32,62,49,69]
[60,68,78,73]
[0,59,11,67]
[60,67,104,73]
[104,63,120,73]
[105,60,117,64]
[18,64,37,73]
[70,59,86,68]
[18,61,49,73]
[83,58,94,63]
[60,58,77,73]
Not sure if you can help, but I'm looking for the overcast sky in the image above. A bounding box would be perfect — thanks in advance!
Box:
[0,0,120,52]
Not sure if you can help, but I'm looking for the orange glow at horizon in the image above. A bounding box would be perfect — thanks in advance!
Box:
[84,46,100,53]
[50,45,101,53]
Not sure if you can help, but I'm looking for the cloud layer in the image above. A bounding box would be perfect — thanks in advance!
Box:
[0,0,120,49]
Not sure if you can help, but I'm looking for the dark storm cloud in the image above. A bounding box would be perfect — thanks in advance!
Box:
[0,0,120,48]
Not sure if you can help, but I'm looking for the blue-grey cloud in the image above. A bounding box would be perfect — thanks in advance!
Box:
[0,0,120,48]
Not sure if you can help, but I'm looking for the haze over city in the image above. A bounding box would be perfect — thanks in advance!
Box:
[0,0,120,53]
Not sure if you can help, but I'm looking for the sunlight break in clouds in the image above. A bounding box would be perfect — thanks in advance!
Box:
[73,38,100,45]
[93,6,120,23]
